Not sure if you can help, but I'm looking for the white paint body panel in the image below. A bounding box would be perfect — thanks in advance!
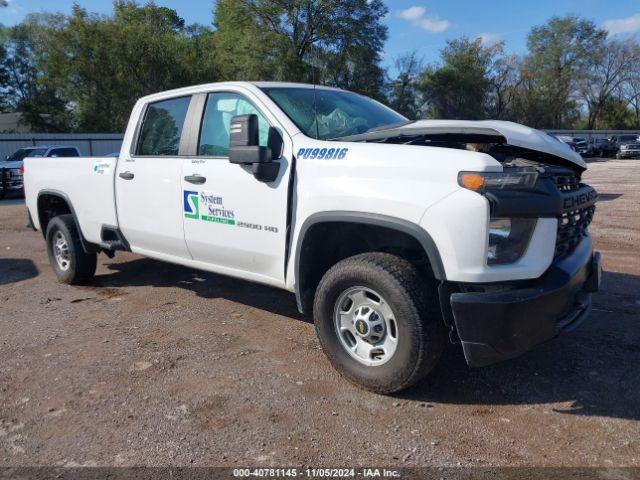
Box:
[24,156,118,244]
[24,81,573,292]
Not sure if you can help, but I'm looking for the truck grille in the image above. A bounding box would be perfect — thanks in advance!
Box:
[555,205,595,259]
[550,170,595,259]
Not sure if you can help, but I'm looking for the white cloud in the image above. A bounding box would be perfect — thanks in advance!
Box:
[398,6,450,33]
[603,13,640,35]
[478,33,501,47]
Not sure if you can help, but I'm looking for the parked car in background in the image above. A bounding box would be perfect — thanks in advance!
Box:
[616,141,640,159]
[610,134,640,154]
[1,145,81,198]
[590,138,617,158]
[554,135,577,152]
[573,137,590,157]
[553,136,590,157]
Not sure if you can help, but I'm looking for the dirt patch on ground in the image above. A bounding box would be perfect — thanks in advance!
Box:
[0,159,639,467]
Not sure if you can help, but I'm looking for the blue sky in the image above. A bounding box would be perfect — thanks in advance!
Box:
[2,0,640,72]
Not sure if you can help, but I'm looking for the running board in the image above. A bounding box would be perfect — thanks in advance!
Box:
[100,226,130,252]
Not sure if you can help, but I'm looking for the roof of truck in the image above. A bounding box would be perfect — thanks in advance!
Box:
[251,81,344,91]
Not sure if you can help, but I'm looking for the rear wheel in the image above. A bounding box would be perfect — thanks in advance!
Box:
[313,252,445,394]
[45,214,96,284]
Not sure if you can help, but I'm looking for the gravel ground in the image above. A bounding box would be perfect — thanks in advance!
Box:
[0,158,639,468]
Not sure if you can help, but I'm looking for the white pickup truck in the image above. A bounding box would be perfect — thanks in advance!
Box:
[24,82,601,393]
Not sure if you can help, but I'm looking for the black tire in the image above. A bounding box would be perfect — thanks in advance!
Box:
[45,214,97,284]
[313,252,445,394]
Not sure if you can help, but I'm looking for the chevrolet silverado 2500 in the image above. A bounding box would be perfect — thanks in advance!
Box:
[24,82,601,393]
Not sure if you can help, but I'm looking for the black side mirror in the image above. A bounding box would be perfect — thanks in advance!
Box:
[228,114,281,183]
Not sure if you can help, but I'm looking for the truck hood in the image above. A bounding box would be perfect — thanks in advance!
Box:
[339,119,586,170]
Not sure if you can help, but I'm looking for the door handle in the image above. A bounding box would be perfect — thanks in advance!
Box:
[119,171,134,180]
[184,174,206,185]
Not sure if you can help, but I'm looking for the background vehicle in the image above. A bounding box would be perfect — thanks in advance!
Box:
[1,145,80,198]
[554,135,578,152]
[23,82,601,393]
[554,135,590,157]
[590,137,617,157]
[573,137,590,157]
[616,141,640,159]
[610,134,640,155]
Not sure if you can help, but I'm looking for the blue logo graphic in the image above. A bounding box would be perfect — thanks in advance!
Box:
[183,190,199,219]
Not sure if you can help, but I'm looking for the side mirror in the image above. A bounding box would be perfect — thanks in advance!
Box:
[228,114,281,183]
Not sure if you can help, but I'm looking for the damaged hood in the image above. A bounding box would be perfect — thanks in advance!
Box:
[341,119,587,169]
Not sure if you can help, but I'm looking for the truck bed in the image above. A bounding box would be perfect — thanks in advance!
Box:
[24,156,118,244]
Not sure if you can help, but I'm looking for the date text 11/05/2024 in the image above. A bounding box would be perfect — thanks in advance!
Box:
[233,468,401,477]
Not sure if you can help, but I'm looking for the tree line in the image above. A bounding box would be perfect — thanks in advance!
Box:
[1,0,639,133]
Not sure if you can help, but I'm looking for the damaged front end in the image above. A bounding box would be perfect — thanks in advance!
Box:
[341,120,602,367]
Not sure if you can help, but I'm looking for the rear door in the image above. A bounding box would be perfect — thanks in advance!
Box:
[180,89,292,285]
[115,95,193,259]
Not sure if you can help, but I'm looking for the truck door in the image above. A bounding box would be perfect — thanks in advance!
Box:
[181,90,292,286]
[115,95,193,259]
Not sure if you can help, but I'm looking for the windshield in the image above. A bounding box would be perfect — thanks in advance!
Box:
[619,135,639,142]
[261,87,407,140]
[6,148,47,161]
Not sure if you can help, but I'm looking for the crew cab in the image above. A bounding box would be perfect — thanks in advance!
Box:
[1,145,80,198]
[24,82,601,393]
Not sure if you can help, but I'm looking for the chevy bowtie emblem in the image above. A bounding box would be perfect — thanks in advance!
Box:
[355,320,368,335]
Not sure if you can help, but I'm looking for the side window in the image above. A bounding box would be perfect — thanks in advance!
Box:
[136,96,191,156]
[197,92,270,157]
[49,148,79,157]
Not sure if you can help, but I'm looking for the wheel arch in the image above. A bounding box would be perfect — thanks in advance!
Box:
[36,190,97,253]
[293,211,446,315]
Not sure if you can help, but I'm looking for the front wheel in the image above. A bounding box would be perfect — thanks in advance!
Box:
[313,252,445,394]
[45,214,97,284]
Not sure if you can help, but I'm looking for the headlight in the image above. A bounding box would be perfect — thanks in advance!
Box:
[487,217,537,265]
[621,145,628,150]
[458,170,538,193]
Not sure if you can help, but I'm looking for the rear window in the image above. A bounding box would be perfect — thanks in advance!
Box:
[136,96,191,156]
[48,148,79,157]
[7,148,47,160]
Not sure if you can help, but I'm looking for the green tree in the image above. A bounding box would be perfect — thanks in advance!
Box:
[624,72,640,128]
[388,52,423,119]
[597,97,635,129]
[487,53,522,120]
[419,37,499,119]
[579,39,640,129]
[41,1,217,132]
[0,26,10,111]
[524,15,606,128]
[1,16,72,131]
[213,0,388,97]
[212,0,279,80]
